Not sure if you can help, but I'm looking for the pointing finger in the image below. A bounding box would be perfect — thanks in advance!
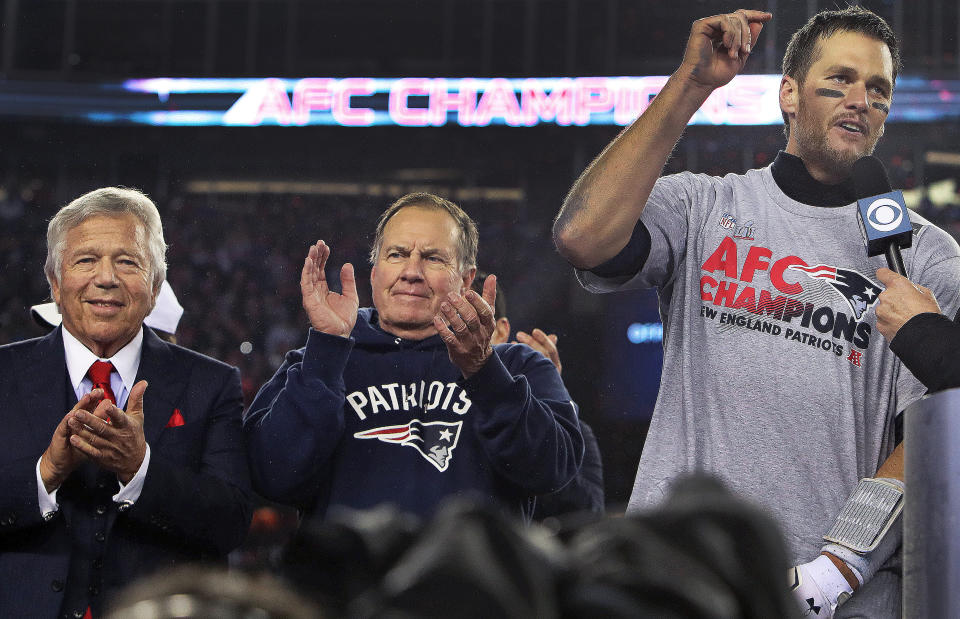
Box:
[725,14,742,58]
[733,9,751,54]
[875,267,903,287]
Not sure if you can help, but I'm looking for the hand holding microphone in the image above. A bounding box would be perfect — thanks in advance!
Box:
[875,267,942,340]
[851,156,948,340]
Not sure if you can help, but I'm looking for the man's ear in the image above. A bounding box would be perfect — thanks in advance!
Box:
[50,276,61,308]
[151,280,162,310]
[491,317,511,345]
[780,75,798,120]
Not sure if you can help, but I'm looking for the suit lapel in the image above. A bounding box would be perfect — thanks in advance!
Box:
[21,328,73,448]
[136,328,186,444]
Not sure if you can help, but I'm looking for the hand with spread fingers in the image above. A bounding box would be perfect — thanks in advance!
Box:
[301,240,359,338]
[681,9,772,90]
[66,380,149,484]
[435,274,498,378]
[39,388,108,492]
[875,267,942,341]
[516,329,562,374]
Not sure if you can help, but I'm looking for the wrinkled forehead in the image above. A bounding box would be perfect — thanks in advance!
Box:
[809,30,894,81]
[64,213,149,254]
[381,206,461,251]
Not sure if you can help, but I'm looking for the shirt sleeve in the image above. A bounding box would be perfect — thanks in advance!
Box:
[35,457,59,520]
[112,443,151,506]
[586,219,652,281]
[891,312,960,393]
[894,224,960,409]
[576,171,709,293]
[242,329,353,505]
[462,344,584,495]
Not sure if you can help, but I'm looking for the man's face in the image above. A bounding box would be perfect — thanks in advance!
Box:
[371,206,473,340]
[51,213,158,358]
[785,31,894,182]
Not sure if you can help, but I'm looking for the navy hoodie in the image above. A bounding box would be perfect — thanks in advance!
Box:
[244,308,584,521]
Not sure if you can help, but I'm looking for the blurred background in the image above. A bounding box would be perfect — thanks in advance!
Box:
[2,0,959,518]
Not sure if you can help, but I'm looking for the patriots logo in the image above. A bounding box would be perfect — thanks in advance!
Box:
[354,420,463,472]
[788,264,882,320]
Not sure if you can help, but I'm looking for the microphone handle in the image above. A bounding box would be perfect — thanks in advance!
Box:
[885,243,906,276]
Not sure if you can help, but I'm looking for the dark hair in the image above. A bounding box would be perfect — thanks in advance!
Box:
[369,192,478,273]
[471,270,507,319]
[781,5,901,137]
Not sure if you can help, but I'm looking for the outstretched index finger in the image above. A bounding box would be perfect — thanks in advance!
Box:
[875,267,904,288]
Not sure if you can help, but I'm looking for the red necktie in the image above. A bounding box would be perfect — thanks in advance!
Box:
[83,365,112,619]
[87,360,116,405]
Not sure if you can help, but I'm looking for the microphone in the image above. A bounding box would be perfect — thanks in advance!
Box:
[853,156,912,275]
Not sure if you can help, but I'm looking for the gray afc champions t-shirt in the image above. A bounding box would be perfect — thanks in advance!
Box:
[578,165,960,562]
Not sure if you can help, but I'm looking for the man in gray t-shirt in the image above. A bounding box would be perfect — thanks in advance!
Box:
[553,7,960,618]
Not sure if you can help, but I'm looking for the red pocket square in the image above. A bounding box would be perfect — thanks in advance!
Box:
[166,409,185,428]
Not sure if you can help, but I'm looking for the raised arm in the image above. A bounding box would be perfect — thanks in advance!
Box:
[244,242,358,504]
[552,9,771,269]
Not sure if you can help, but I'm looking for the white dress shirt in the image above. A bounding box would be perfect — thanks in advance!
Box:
[36,326,152,518]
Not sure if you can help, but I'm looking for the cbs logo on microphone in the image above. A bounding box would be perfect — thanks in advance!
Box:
[865,196,904,232]
[857,190,913,254]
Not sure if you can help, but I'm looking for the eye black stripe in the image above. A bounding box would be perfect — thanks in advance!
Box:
[815,88,844,98]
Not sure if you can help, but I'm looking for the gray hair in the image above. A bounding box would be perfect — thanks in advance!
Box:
[368,192,479,273]
[45,187,168,297]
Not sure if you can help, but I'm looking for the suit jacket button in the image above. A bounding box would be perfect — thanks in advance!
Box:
[93,558,103,569]
[95,505,107,515]
[95,531,106,542]
[88,585,99,596]
[51,579,63,592]
[72,611,84,619]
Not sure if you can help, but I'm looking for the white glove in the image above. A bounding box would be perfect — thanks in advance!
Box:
[788,554,855,618]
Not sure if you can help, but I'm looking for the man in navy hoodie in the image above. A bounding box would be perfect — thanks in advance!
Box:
[243,192,584,522]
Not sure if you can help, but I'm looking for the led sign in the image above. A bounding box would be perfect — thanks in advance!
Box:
[0,75,956,127]
[124,75,785,127]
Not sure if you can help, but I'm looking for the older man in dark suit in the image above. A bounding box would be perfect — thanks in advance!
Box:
[0,187,251,618]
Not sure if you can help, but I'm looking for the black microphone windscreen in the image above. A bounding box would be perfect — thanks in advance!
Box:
[852,156,892,199]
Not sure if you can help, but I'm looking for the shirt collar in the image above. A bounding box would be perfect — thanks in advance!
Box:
[770,150,858,207]
[62,325,144,395]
